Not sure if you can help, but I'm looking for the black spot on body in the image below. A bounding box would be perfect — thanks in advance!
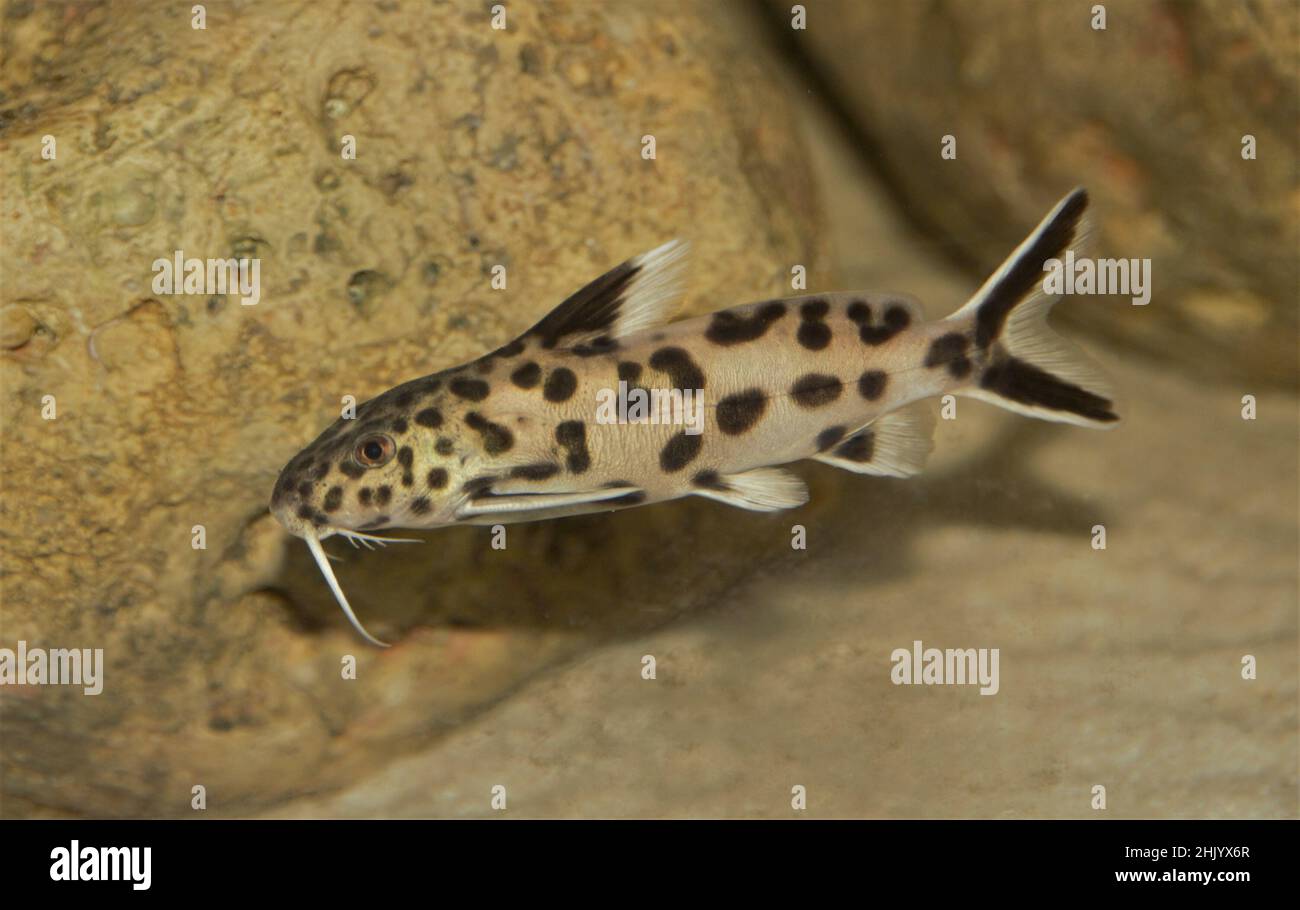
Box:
[692,470,730,491]
[555,421,590,473]
[475,356,495,375]
[858,370,888,400]
[496,339,525,358]
[716,389,767,435]
[359,515,389,530]
[816,426,847,452]
[463,475,498,497]
[607,491,646,506]
[543,367,577,402]
[835,431,875,463]
[414,407,443,428]
[571,335,620,357]
[648,346,705,389]
[411,497,432,515]
[924,332,973,379]
[617,361,642,383]
[849,300,911,345]
[791,373,843,408]
[510,463,560,481]
[435,437,454,455]
[427,468,448,489]
[511,362,541,389]
[800,298,830,320]
[797,321,832,350]
[659,431,702,472]
[465,412,514,454]
[705,301,786,346]
[449,377,490,401]
[323,487,343,512]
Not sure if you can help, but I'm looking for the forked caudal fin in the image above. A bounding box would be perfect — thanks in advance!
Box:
[945,188,1120,428]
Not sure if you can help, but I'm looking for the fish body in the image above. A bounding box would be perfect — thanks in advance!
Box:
[272,188,1117,644]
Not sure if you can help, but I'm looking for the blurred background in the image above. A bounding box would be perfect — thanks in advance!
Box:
[0,0,1295,818]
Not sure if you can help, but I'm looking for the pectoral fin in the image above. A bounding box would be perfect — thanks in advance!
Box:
[455,485,646,521]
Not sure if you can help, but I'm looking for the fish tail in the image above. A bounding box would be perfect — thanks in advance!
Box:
[943,188,1119,428]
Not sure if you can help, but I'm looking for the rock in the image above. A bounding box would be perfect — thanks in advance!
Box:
[0,0,822,817]
[771,0,1299,386]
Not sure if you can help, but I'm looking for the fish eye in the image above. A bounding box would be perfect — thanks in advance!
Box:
[354,434,395,468]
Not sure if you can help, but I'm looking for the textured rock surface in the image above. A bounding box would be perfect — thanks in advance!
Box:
[268,100,1298,820]
[769,0,1299,387]
[0,0,822,817]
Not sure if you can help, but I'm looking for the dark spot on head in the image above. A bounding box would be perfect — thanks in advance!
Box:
[435,437,454,455]
[414,407,443,428]
[716,389,768,435]
[835,431,875,463]
[376,486,392,506]
[311,462,330,480]
[339,460,365,479]
[465,412,514,454]
[705,301,786,346]
[411,497,432,515]
[816,426,847,452]
[924,332,972,379]
[296,504,313,520]
[511,361,541,389]
[510,462,560,481]
[323,486,343,512]
[394,390,416,409]
[648,346,705,389]
[617,361,642,383]
[659,431,702,472]
[358,487,373,506]
[397,446,413,469]
[692,469,730,491]
[543,367,577,402]
[858,369,888,400]
[555,420,590,473]
[427,467,449,489]
[390,416,409,434]
[791,373,843,408]
[297,481,313,498]
[449,377,490,401]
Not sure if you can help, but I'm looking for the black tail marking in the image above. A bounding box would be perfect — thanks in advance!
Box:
[980,357,1118,423]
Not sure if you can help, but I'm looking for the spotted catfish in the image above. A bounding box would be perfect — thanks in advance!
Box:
[271,188,1117,645]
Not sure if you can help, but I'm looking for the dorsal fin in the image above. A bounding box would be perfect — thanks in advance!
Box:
[526,240,688,349]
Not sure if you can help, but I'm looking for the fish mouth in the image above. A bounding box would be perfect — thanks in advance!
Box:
[280,518,421,648]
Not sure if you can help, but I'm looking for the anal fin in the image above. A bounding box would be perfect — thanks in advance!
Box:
[812,404,935,477]
[691,467,809,512]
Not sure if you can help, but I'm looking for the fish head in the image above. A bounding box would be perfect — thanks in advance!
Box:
[270,374,477,538]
